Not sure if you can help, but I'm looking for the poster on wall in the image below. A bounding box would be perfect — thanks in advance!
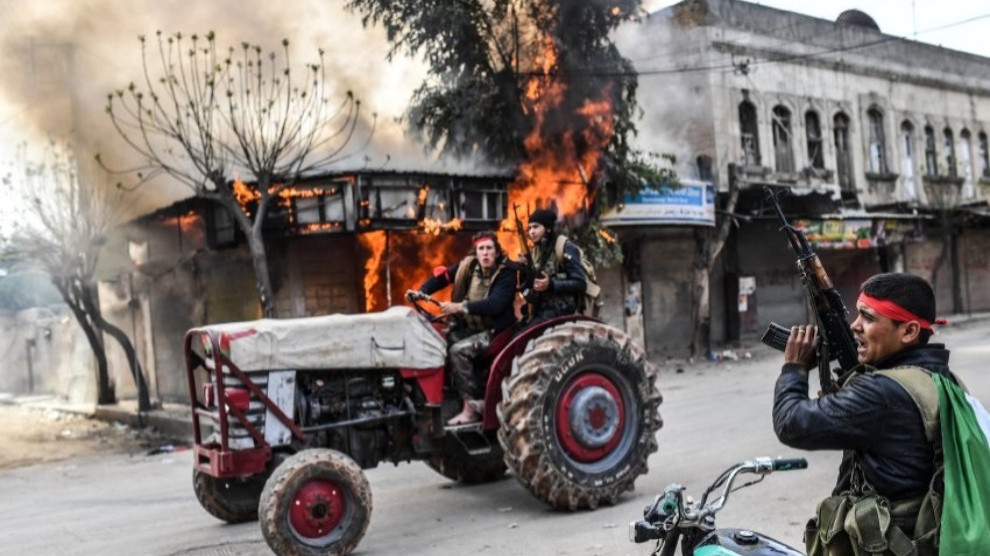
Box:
[601,179,715,227]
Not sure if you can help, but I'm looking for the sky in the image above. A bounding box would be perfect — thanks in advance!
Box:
[1,0,990,229]
[644,0,990,58]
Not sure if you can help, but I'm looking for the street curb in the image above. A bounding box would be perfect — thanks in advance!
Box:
[93,405,194,443]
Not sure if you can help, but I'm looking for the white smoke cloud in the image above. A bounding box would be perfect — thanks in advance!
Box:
[0,0,493,217]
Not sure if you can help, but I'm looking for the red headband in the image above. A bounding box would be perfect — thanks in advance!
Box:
[473,236,495,246]
[858,293,947,331]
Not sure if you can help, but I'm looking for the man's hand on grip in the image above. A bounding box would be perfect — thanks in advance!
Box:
[785,324,819,369]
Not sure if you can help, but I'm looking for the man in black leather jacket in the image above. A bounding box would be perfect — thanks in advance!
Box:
[772,273,951,544]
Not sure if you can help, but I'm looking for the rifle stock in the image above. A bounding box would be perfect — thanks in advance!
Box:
[763,187,859,393]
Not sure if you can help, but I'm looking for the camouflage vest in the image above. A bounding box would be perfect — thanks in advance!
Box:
[450,255,503,333]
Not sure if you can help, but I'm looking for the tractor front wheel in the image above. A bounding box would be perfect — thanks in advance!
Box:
[259,449,371,556]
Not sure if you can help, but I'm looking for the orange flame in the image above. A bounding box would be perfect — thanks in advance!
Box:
[357,231,387,310]
[357,231,469,312]
[420,217,463,236]
[497,38,615,258]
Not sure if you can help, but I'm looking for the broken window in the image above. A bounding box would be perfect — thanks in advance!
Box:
[207,203,237,247]
[867,108,888,174]
[901,121,917,198]
[805,111,824,169]
[358,176,440,222]
[924,126,938,175]
[738,101,760,166]
[834,112,854,193]
[293,190,345,225]
[772,105,794,173]
[455,184,506,222]
[980,132,990,179]
[944,128,957,178]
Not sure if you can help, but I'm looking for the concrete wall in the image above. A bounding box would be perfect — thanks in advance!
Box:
[596,264,626,332]
[904,239,957,315]
[960,230,990,311]
[0,308,94,403]
[640,230,696,360]
[615,18,718,180]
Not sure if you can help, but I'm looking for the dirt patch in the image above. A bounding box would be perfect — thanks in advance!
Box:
[0,404,176,470]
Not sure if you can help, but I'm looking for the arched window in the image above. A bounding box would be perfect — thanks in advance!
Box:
[805,111,824,169]
[772,105,794,173]
[867,108,888,174]
[739,101,760,166]
[944,128,956,177]
[924,126,938,175]
[901,121,917,198]
[979,132,990,179]
[960,129,973,182]
[834,113,853,193]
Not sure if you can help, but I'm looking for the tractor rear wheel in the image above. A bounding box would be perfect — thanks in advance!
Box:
[192,469,264,523]
[259,449,371,556]
[497,321,662,510]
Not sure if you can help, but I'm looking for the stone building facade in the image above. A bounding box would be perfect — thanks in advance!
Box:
[615,0,990,358]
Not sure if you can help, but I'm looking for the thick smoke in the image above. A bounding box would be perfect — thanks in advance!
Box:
[0,0,490,217]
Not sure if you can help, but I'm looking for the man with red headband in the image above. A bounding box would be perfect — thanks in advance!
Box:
[773,272,957,554]
[407,231,516,425]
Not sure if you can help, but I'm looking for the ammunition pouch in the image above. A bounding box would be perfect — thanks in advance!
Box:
[805,457,940,556]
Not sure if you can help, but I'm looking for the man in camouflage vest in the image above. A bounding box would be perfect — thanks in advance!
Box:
[408,231,516,425]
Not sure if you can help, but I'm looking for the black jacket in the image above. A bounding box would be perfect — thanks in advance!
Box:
[523,237,586,297]
[418,258,517,334]
[773,343,952,501]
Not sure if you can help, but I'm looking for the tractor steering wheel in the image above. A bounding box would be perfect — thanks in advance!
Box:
[406,291,449,324]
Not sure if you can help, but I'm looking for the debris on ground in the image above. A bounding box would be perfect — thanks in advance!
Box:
[0,404,177,471]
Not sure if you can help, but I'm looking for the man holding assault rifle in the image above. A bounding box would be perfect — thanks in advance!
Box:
[762,187,990,555]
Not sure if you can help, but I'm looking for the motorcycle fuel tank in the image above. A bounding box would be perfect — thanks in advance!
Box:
[694,527,803,555]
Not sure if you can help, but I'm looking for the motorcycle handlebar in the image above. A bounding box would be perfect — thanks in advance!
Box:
[772,457,808,471]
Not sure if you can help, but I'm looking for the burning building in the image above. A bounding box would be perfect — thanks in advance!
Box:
[101,171,515,401]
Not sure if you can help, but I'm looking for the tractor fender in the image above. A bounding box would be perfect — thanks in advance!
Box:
[481,315,599,429]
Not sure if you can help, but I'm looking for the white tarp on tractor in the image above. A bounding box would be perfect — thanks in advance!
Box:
[200,306,446,371]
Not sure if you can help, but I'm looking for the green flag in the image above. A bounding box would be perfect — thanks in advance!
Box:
[934,373,990,555]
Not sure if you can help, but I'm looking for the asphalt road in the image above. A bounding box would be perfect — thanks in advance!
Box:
[1,321,987,556]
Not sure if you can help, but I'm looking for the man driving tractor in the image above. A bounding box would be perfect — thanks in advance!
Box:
[407,231,516,425]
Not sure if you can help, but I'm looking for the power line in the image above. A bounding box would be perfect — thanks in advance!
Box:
[607,11,990,78]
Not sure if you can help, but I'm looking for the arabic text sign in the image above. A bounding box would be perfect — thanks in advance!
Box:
[602,180,715,227]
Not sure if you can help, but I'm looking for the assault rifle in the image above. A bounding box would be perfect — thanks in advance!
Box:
[760,187,859,394]
[512,204,551,316]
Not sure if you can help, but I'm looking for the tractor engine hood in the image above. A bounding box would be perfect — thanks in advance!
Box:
[198,306,446,371]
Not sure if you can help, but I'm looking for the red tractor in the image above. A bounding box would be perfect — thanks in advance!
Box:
[184,296,663,555]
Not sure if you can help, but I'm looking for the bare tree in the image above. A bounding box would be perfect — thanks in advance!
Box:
[104,31,369,317]
[4,142,150,409]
